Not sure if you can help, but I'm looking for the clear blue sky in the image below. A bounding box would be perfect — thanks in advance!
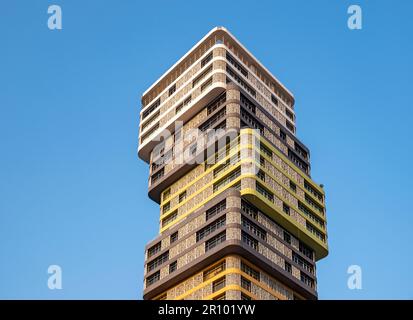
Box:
[1,0,412,299]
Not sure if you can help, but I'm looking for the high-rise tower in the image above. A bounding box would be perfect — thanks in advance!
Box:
[138,27,328,300]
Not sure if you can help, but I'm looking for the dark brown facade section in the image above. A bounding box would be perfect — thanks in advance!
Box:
[148,83,312,204]
[143,189,317,300]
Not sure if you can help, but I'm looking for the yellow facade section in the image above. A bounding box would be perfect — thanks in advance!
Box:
[157,130,327,259]
[153,256,300,300]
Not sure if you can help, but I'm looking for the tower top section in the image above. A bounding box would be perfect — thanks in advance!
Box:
[141,27,294,108]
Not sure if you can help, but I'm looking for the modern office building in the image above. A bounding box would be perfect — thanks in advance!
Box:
[138,27,328,300]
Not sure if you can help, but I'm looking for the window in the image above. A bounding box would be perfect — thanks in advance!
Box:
[212,276,226,292]
[226,53,248,77]
[240,108,264,134]
[256,169,265,182]
[305,194,324,214]
[300,272,315,288]
[151,167,164,184]
[179,191,187,203]
[288,149,308,173]
[201,77,213,92]
[141,122,159,143]
[241,276,251,291]
[147,242,161,258]
[298,201,324,228]
[226,66,256,97]
[293,252,314,273]
[286,120,295,132]
[283,203,290,215]
[161,210,177,228]
[241,293,252,300]
[170,231,178,244]
[183,96,192,107]
[285,261,292,273]
[196,216,226,242]
[162,202,170,213]
[286,109,294,121]
[189,143,197,156]
[163,189,171,201]
[241,200,258,220]
[142,98,160,120]
[146,271,160,286]
[151,148,166,164]
[256,183,274,202]
[205,231,226,251]
[206,200,226,221]
[271,94,278,105]
[260,144,272,158]
[211,120,226,132]
[169,261,177,273]
[299,242,314,261]
[168,84,176,96]
[210,144,231,167]
[206,92,226,115]
[232,181,241,190]
[242,216,266,240]
[141,110,160,132]
[176,96,192,115]
[162,149,172,165]
[295,143,308,160]
[193,66,212,88]
[199,108,226,132]
[201,52,213,68]
[203,261,226,281]
[241,261,260,280]
[213,293,226,300]
[304,180,323,202]
[306,221,325,242]
[154,143,165,158]
[147,251,169,272]
[175,103,184,114]
[241,231,258,250]
[283,231,291,244]
[240,94,256,114]
[213,167,241,192]
[280,130,286,141]
[260,155,265,167]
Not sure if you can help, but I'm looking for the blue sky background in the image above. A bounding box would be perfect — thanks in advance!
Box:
[1,0,412,299]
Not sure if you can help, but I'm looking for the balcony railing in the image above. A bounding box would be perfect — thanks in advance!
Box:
[205,231,226,252]
[213,167,241,192]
